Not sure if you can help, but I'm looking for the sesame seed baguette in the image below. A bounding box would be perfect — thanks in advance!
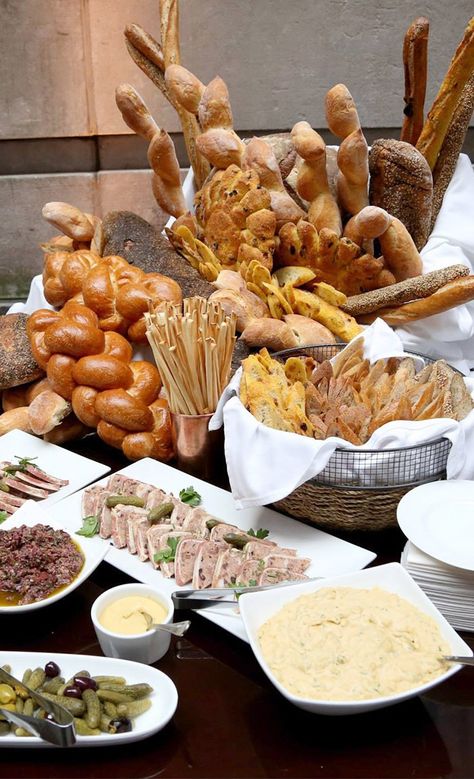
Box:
[342,264,470,316]
[357,274,474,325]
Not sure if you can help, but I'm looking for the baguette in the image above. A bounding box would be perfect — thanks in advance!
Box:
[115,84,161,142]
[358,276,474,325]
[164,63,205,114]
[400,17,429,145]
[378,217,423,281]
[342,264,471,315]
[148,129,187,218]
[431,73,474,227]
[195,75,246,169]
[416,17,474,170]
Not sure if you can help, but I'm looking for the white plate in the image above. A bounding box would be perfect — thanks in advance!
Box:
[0,501,107,613]
[47,458,377,642]
[0,430,110,507]
[0,651,177,747]
[397,481,474,572]
[238,563,472,716]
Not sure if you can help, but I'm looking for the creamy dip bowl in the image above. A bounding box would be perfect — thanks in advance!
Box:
[239,563,472,715]
[91,583,174,664]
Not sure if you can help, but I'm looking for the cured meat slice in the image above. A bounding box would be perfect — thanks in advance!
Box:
[175,538,205,586]
[82,486,110,519]
[258,553,311,575]
[99,504,113,539]
[211,548,244,588]
[192,540,227,589]
[145,488,171,510]
[237,559,264,586]
[146,524,175,569]
[181,507,212,538]
[134,517,152,561]
[110,506,135,548]
[1,475,49,499]
[257,569,309,586]
[123,508,149,554]
[155,531,192,578]
[169,498,192,526]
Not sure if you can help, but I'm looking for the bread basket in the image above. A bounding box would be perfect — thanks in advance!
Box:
[270,344,453,532]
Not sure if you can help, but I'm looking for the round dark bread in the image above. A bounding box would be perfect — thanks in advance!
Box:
[369,138,433,251]
[0,313,44,390]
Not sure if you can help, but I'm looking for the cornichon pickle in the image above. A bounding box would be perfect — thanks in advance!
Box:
[148,502,174,523]
[23,698,34,717]
[96,689,133,704]
[116,703,128,717]
[98,683,152,700]
[94,676,126,686]
[21,669,32,686]
[106,495,145,508]
[73,718,101,737]
[28,668,45,691]
[15,698,24,714]
[205,518,221,530]
[82,689,101,730]
[0,721,10,735]
[99,714,112,733]
[42,676,65,694]
[125,699,152,718]
[40,692,85,716]
[103,701,117,718]
[223,533,251,549]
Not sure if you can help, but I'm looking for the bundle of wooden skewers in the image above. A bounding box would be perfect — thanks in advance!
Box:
[145,298,237,415]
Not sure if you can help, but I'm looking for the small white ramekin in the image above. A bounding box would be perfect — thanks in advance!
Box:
[91,583,174,664]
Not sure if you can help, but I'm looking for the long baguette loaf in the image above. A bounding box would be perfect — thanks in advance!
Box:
[431,73,474,228]
[400,17,429,145]
[416,17,474,170]
[342,264,470,315]
[358,275,474,325]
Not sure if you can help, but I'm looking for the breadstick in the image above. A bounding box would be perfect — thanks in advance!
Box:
[416,17,474,170]
[358,276,474,325]
[342,264,470,315]
[115,84,160,141]
[291,121,342,236]
[431,73,474,227]
[400,17,429,145]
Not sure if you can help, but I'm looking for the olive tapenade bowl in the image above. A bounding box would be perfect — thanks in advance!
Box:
[238,563,472,716]
[0,500,107,613]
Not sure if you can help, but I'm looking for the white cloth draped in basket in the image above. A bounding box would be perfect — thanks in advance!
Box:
[210,320,474,509]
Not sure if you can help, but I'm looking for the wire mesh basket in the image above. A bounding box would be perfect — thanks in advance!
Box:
[271,344,453,532]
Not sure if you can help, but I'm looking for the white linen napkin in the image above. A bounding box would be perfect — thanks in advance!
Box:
[210,320,474,508]
[396,153,474,372]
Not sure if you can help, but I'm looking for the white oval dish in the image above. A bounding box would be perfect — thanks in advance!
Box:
[238,563,472,716]
[0,651,178,748]
[397,481,474,571]
[0,500,107,613]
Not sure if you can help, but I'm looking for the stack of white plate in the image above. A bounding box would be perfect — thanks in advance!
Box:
[397,481,474,633]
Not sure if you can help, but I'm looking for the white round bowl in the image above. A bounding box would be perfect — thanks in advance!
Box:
[91,583,174,664]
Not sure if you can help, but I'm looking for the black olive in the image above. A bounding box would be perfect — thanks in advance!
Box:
[108,717,132,734]
[64,686,82,699]
[44,661,60,678]
[74,675,97,691]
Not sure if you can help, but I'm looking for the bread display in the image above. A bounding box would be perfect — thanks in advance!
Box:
[240,345,474,445]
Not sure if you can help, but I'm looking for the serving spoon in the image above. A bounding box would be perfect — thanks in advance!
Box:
[125,609,191,636]
[444,655,474,667]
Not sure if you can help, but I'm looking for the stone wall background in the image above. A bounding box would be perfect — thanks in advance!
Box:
[0,0,473,301]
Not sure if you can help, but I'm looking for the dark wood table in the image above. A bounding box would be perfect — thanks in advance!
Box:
[2,436,473,779]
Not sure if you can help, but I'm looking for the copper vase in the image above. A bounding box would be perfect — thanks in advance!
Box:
[170,412,224,483]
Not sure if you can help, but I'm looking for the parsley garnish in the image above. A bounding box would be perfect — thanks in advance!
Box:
[248,527,269,540]
[179,486,202,506]
[3,456,39,475]
[0,510,8,525]
[76,515,100,537]
[154,536,181,564]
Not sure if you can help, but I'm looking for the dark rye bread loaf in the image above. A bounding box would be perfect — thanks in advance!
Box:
[100,211,250,373]
[0,313,44,390]
[369,139,433,251]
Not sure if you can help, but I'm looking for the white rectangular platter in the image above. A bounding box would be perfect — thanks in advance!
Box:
[48,458,377,642]
[0,430,110,506]
[0,651,177,748]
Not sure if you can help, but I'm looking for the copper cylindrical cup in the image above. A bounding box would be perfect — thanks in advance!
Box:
[171,413,224,482]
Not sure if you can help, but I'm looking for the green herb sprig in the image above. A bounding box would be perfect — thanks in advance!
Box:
[154,536,181,564]
[179,486,202,506]
[76,515,100,537]
[247,527,269,540]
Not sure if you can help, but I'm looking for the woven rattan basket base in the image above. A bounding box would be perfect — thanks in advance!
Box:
[273,479,444,532]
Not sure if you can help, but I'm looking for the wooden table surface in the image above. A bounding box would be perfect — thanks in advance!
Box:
[1,436,473,779]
